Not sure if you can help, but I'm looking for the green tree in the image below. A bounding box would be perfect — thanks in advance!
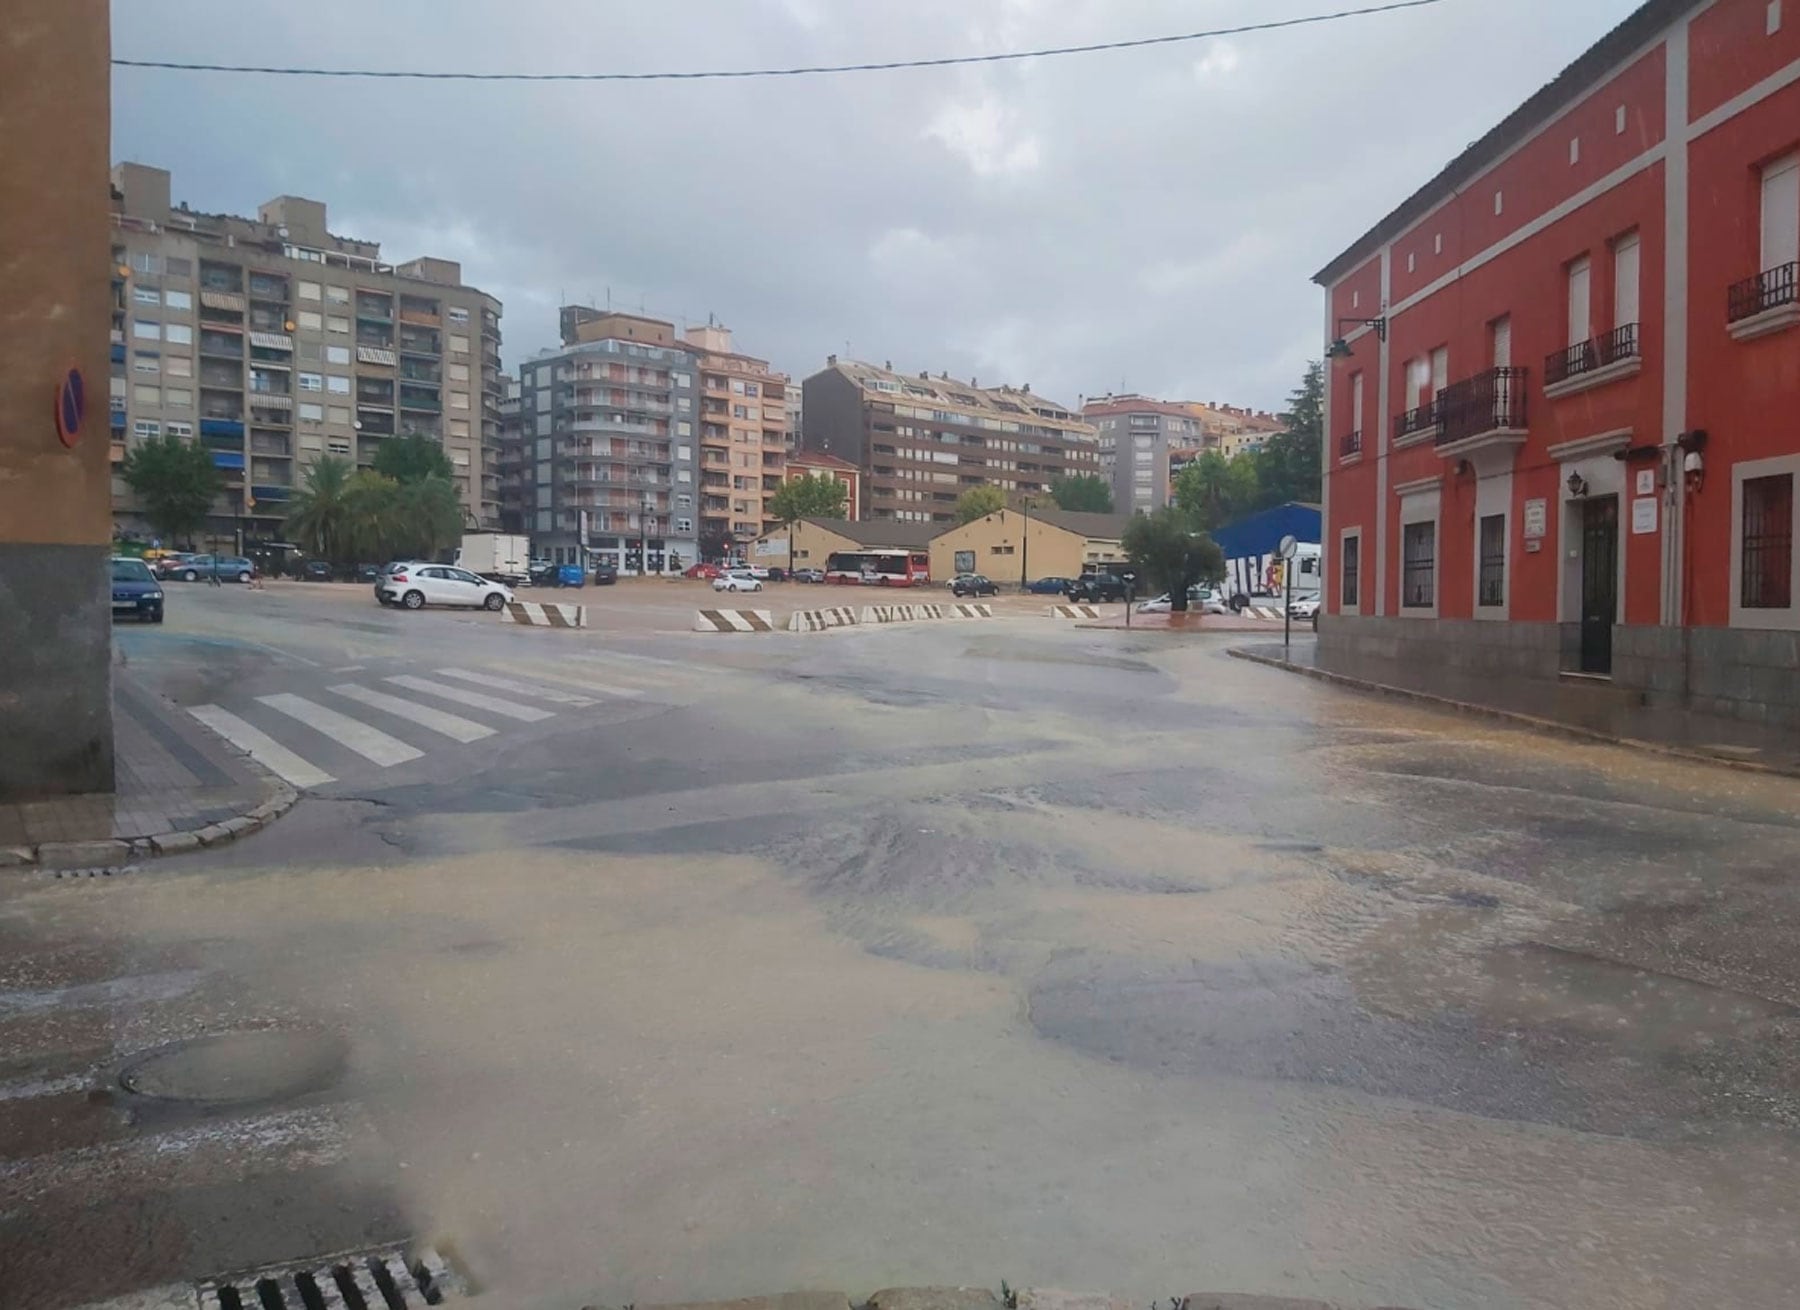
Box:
[120,433,220,546]
[285,456,357,561]
[955,484,1007,524]
[395,475,467,559]
[372,434,456,485]
[765,474,849,525]
[1122,508,1225,613]
[1251,360,1324,510]
[1050,473,1114,513]
[1173,450,1260,531]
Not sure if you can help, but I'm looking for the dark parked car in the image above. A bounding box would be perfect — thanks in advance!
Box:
[951,573,999,597]
[1025,576,1073,595]
[301,559,334,582]
[110,556,165,623]
[765,567,787,582]
[1066,572,1133,603]
[356,563,382,583]
[591,563,619,586]
[176,555,255,583]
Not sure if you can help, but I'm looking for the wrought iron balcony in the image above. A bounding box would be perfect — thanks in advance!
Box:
[1545,324,1640,388]
[1435,366,1528,449]
[1728,261,1799,339]
[1339,429,1362,458]
[1393,402,1439,443]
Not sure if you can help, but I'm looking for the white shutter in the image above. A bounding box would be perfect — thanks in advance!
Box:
[1404,358,1425,410]
[1491,316,1512,368]
[1351,372,1365,430]
[1761,154,1800,272]
[1567,256,1592,346]
[1430,346,1449,393]
[1613,235,1641,328]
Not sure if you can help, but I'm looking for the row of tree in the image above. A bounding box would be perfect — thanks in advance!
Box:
[120,433,469,563]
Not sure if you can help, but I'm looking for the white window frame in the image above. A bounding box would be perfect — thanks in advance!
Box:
[1730,453,1800,630]
[1473,468,1514,620]
[1396,477,1442,619]
[1338,525,1363,615]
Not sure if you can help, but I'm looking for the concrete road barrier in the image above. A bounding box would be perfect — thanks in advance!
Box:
[947,603,993,619]
[694,608,776,633]
[788,606,861,633]
[1048,604,1101,619]
[504,601,586,628]
[860,603,949,624]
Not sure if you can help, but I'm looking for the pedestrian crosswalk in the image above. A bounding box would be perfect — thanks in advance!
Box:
[188,660,678,791]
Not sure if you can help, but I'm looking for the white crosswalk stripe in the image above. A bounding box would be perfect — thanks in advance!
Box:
[188,705,336,788]
[329,684,496,743]
[257,694,424,766]
[384,674,555,722]
[434,667,606,705]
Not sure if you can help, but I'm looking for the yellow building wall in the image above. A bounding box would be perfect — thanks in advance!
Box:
[928,511,1120,585]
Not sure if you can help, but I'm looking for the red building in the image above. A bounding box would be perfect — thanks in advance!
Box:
[785,450,863,521]
[1316,0,1800,739]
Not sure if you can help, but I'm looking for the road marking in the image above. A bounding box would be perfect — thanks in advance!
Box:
[435,667,606,704]
[257,694,425,766]
[527,670,650,699]
[332,664,365,673]
[329,684,496,743]
[385,675,555,722]
[188,705,336,788]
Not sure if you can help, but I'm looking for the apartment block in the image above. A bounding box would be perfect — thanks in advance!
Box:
[786,450,863,520]
[515,311,700,573]
[686,324,791,544]
[1190,401,1286,459]
[801,358,1100,524]
[1317,0,1800,739]
[107,163,503,544]
[1082,394,1206,512]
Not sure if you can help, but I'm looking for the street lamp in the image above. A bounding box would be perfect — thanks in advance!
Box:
[1019,496,1033,592]
[1325,316,1388,360]
[641,492,656,577]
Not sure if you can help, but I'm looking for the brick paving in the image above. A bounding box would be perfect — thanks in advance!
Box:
[0,669,283,858]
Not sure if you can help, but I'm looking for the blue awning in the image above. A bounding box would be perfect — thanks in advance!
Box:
[251,484,290,502]
[110,343,126,364]
[110,409,126,430]
[211,450,245,470]
[200,417,245,438]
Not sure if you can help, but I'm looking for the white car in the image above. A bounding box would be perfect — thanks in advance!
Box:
[1288,596,1322,620]
[377,562,514,612]
[713,571,765,594]
[1137,586,1230,615]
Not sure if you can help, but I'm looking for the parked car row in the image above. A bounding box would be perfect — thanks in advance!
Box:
[149,552,256,583]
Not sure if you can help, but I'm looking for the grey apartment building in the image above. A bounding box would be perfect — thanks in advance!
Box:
[801,358,1099,524]
[108,163,504,544]
[1081,394,1206,514]
[511,310,701,574]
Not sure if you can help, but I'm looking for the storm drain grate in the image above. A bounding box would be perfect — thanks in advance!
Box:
[198,1245,465,1309]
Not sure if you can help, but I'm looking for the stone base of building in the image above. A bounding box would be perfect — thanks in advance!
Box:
[1317,615,1799,751]
[0,544,115,799]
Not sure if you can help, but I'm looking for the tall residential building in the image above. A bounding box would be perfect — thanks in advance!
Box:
[518,310,700,573]
[495,373,525,534]
[1316,0,1800,738]
[685,324,790,545]
[107,163,503,543]
[1082,394,1206,513]
[1191,401,1286,459]
[801,358,1099,524]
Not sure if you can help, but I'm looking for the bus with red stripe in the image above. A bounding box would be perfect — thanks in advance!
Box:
[824,550,931,587]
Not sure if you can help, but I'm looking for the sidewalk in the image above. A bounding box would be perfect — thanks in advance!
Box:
[1078,608,1296,634]
[0,669,295,870]
[1232,640,1800,779]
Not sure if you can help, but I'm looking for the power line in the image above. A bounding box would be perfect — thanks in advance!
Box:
[114,0,1451,81]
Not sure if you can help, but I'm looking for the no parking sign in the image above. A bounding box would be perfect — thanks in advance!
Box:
[54,366,85,448]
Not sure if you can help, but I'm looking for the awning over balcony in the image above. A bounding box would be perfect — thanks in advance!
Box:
[357,346,397,366]
[211,450,245,470]
[250,393,293,410]
[248,331,293,351]
[200,291,246,312]
[201,417,245,438]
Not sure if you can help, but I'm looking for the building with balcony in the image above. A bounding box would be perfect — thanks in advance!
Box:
[785,450,863,521]
[1189,402,1287,459]
[801,358,1100,525]
[108,162,503,546]
[518,310,700,574]
[1082,394,1206,513]
[1316,0,1800,741]
[683,322,791,547]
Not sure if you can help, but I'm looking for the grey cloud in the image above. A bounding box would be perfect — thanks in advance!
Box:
[113,0,1642,410]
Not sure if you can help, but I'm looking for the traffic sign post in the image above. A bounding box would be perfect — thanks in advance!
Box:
[1277,534,1298,655]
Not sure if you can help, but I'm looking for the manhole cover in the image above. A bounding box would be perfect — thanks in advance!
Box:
[121,1029,347,1104]
[200,1244,465,1308]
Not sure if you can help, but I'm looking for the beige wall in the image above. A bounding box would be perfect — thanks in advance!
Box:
[929,510,1121,584]
[2,0,112,547]
[748,519,863,566]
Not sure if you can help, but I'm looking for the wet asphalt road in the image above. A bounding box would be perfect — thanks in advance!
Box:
[4,584,1800,1309]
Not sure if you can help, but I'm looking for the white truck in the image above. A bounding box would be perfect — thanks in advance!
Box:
[454,533,530,585]
[1223,541,1322,609]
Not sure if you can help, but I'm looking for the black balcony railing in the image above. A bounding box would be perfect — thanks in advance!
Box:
[1394,402,1439,442]
[1339,430,1363,458]
[1546,323,1640,385]
[1728,261,1799,324]
[1435,366,1529,447]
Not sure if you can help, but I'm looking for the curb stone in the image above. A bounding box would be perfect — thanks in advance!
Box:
[1018,1292,1131,1310]
[870,1290,1004,1310]
[1227,646,1800,781]
[638,1294,852,1310]
[15,780,300,871]
[1181,1299,1336,1310]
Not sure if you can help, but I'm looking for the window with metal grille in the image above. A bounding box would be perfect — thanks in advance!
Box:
[1741,474,1793,609]
[1341,534,1360,607]
[1478,514,1506,607]
[1402,520,1436,608]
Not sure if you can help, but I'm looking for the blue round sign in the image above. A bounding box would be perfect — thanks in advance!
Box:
[56,367,85,447]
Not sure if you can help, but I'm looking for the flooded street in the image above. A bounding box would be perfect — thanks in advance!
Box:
[5,618,1799,1309]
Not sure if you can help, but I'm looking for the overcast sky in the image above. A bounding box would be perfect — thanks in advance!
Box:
[113,0,1641,414]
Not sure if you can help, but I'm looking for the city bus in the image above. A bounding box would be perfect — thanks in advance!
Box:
[823,550,932,587]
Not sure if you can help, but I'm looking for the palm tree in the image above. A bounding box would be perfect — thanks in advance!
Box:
[285,456,355,562]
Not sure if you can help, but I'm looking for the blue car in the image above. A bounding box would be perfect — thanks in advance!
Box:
[1025,576,1073,595]
[110,557,165,624]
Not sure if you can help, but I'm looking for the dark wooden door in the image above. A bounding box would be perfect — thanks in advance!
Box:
[1579,496,1618,675]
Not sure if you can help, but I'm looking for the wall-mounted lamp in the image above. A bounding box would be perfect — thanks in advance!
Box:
[1676,429,1709,494]
[1325,316,1388,359]
[1566,471,1590,499]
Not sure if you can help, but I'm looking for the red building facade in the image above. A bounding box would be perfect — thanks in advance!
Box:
[1316,0,1800,736]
